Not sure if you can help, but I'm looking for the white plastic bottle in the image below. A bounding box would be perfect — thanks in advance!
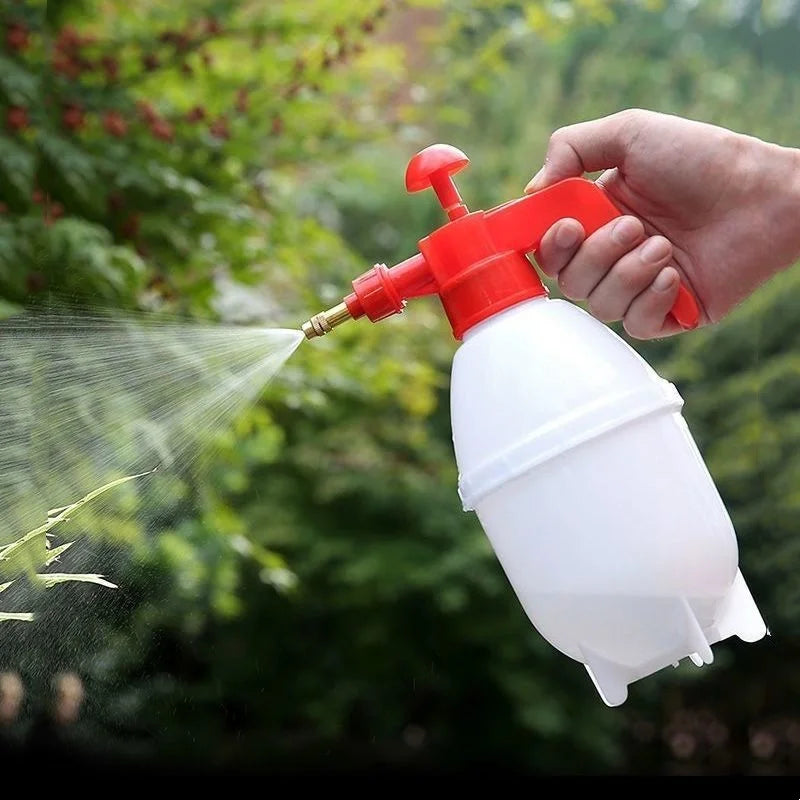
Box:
[450,295,767,706]
[301,143,768,705]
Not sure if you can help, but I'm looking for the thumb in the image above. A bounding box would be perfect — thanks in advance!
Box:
[525,110,638,193]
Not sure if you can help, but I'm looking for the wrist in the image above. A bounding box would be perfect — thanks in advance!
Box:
[745,136,800,274]
[780,144,800,262]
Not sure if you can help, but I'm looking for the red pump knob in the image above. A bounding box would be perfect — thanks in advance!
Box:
[405,144,470,220]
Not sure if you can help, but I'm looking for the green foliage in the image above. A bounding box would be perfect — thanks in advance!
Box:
[0,471,150,620]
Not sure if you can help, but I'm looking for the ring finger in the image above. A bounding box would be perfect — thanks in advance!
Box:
[557,215,645,301]
[586,235,674,322]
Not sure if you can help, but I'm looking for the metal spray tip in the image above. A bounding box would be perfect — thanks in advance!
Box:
[301,301,353,340]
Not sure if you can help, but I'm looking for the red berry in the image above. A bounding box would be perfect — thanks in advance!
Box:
[185,106,206,123]
[103,111,128,137]
[6,22,30,52]
[44,201,64,225]
[52,53,82,78]
[0,202,8,214]
[334,25,346,40]
[150,119,174,141]
[209,116,230,139]
[107,192,124,212]
[101,55,119,80]
[142,53,160,71]
[62,104,85,131]
[55,26,80,51]
[361,19,375,33]
[32,189,44,204]
[6,106,28,131]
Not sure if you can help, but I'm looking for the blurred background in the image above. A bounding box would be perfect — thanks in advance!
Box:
[1,0,800,776]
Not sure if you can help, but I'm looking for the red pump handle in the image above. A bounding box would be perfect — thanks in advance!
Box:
[407,146,700,331]
[406,143,470,221]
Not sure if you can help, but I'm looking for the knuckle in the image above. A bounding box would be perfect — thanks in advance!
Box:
[614,108,645,129]
[587,296,618,323]
[615,262,648,294]
[549,124,579,154]
[550,125,569,145]
[613,108,647,153]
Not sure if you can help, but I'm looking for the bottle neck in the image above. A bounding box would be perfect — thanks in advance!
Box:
[461,294,548,341]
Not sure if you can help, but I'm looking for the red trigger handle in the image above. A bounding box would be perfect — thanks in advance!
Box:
[500,178,700,331]
[560,179,699,330]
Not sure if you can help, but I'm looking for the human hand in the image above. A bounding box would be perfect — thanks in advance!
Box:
[529,109,800,338]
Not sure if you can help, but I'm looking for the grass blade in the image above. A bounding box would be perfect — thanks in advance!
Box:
[0,612,35,622]
[36,573,118,589]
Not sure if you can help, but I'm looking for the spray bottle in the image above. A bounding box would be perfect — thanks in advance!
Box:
[301,144,766,706]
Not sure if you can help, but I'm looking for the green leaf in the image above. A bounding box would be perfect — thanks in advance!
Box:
[0,527,48,579]
[40,467,158,533]
[38,133,101,208]
[0,135,36,206]
[36,573,118,589]
[1,469,155,579]
[0,55,39,104]
[0,612,35,623]
[45,541,75,566]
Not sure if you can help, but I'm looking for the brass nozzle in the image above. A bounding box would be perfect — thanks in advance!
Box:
[301,301,353,339]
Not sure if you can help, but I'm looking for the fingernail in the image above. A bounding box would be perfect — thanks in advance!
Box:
[611,217,642,246]
[641,236,671,263]
[653,267,676,292]
[524,166,547,193]
[555,221,580,249]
